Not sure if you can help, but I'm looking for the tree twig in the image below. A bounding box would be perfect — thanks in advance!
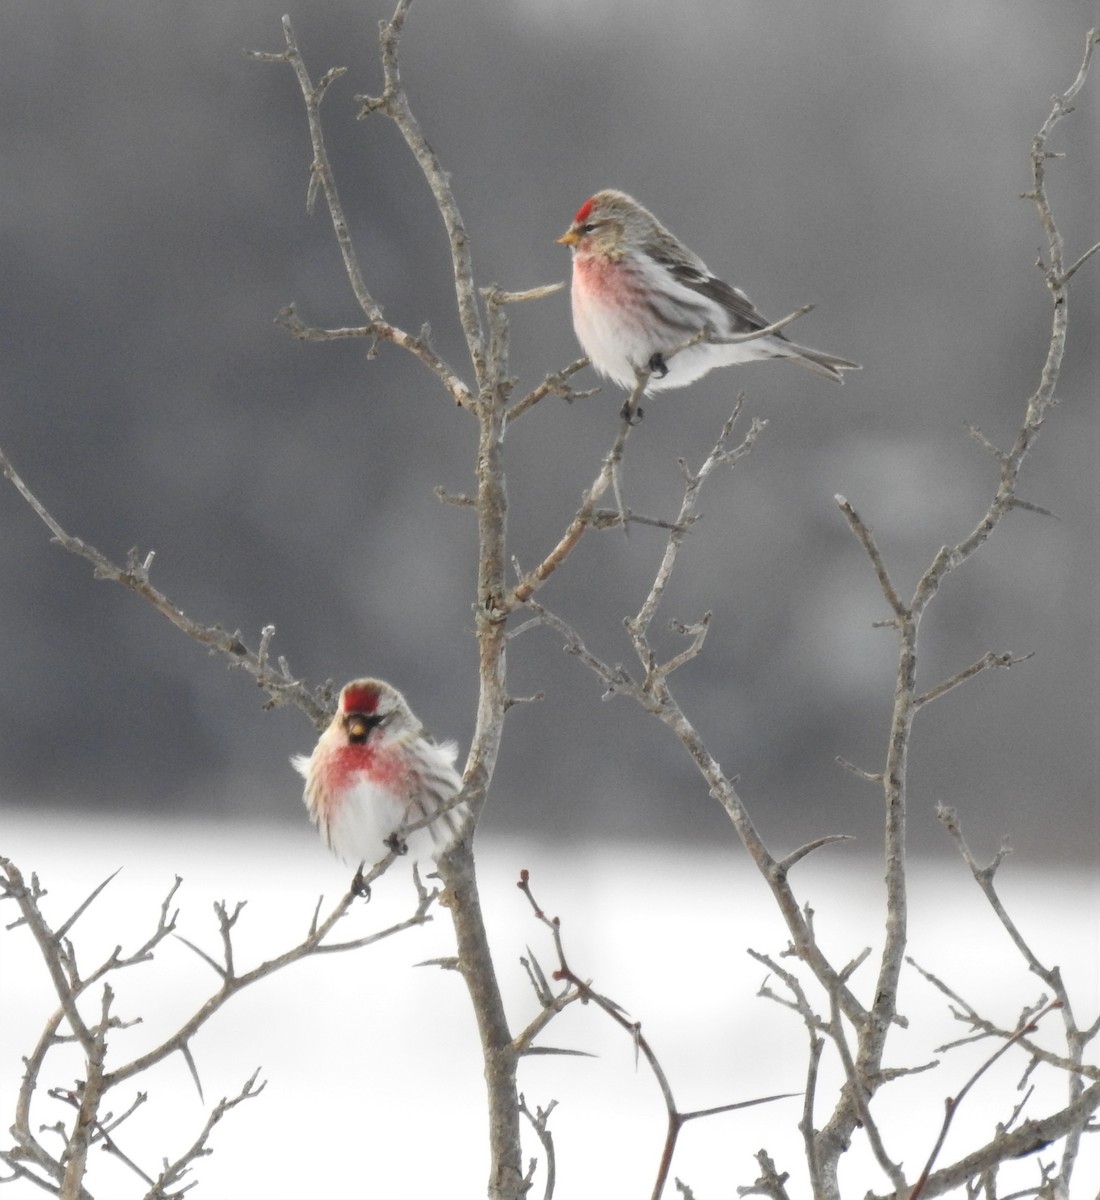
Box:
[519,870,797,1200]
[0,444,331,728]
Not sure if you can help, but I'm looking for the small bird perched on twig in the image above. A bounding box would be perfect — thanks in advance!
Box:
[292,678,466,870]
[558,189,859,395]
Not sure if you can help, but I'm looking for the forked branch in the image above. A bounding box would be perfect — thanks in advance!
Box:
[0,852,435,1195]
[518,871,797,1200]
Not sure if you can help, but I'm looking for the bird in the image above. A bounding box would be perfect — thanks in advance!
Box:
[292,678,466,872]
[558,188,859,396]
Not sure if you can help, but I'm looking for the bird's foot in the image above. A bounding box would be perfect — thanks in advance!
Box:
[647,352,669,378]
[384,832,409,856]
[620,398,645,424]
[351,865,372,900]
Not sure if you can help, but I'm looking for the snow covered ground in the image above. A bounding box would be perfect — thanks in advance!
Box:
[2,812,1096,1199]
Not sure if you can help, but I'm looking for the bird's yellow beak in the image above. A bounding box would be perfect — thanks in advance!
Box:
[557,227,580,247]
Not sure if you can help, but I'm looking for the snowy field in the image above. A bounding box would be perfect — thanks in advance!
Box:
[2,812,1096,1199]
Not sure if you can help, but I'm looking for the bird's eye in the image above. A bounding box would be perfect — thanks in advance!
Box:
[581,223,597,234]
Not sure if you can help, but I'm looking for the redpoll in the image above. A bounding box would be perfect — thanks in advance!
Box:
[292,678,466,867]
[559,189,859,394]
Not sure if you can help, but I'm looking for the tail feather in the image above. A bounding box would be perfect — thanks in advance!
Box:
[780,343,861,384]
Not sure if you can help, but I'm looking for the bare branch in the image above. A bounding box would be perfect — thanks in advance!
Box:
[511,961,582,1058]
[517,1094,558,1200]
[485,282,566,306]
[0,858,95,1046]
[800,1035,826,1197]
[937,808,1060,988]
[914,650,1035,709]
[826,976,907,1194]
[509,410,639,606]
[358,1,487,385]
[1060,238,1100,283]
[105,860,431,1090]
[145,1070,266,1200]
[270,21,380,326]
[737,1150,794,1200]
[907,1004,1064,1200]
[834,495,907,619]
[628,401,765,643]
[519,870,795,1200]
[0,445,332,728]
[902,28,1100,625]
[253,20,477,408]
[507,357,594,423]
[277,303,473,408]
[908,957,1099,1082]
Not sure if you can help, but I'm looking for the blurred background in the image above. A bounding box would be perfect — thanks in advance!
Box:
[0,0,1096,865]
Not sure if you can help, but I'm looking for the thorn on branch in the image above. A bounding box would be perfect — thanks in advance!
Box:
[964,421,1007,462]
[1006,496,1056,519]
[775,834,856,876]
[180,1041,204,1103]
[54,868,124,942]
[415,956,461,972]
[306,161,322,218]
[521,946,555,1006]
[836,756,884,784]
[1061,238,1100,283]
[434,486,476,507]
[246,49,290,64]
[520,1044,595,1059]
[174,934,227,981]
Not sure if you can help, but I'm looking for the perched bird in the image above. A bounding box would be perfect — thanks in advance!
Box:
[292,678,466,868]
[558,189,859,395]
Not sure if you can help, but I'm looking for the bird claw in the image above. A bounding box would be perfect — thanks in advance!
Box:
[384,832,409,856]
[620,399,645,424]
[647,352,669,379]
[351,865,372,900]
